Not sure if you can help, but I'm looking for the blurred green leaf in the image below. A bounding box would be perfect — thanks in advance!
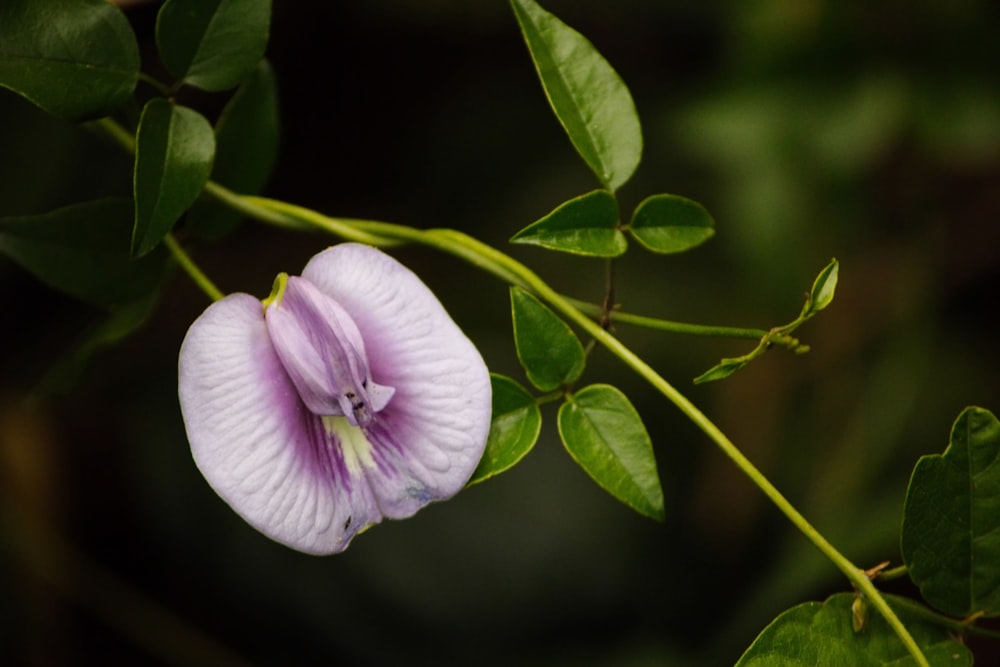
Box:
[467,374,542,486]
[510,0,642,191]
[693,357,751,385]
[133,99,215,257]
[628,194,715,254]
[0,199,166,308]
[736,593,971,666]
[510,189,625,257]
[803,258,839,317]
[901,406,1000,617]
[188,60,280,239]
[36,292,160,396]
[0,0,139,121]
[156,0,271,92]
[511,286,585,392]
[558,384,664,521]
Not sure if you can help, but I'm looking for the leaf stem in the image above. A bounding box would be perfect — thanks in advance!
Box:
[184,187,932,667]
[163,234,224,302]
[565,297,767,339]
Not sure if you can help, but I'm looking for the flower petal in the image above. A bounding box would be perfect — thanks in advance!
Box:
[302,244,492,518]
[178,293,382,554]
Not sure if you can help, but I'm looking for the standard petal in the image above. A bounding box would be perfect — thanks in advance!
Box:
[178,293,382,554]
[302,244,492,518]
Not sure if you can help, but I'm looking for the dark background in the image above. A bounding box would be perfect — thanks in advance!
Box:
[2,0,999,664]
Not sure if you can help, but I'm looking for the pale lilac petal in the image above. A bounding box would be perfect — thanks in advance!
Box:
[178,294,382,554]
[302,244,492,518]
[265,275,394,425]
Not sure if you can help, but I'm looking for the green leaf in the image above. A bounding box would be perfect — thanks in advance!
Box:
[36,292,160,396]
[467,374,542,486]
[156,0,271,92]
[803,257,839,317]
[510,286,585,391]
[133,99,215,257]
[510,189,626,257]
[0,0,139,121]
[628,194,715,254]
[558,384,664,520]
[510,0,642,192]
[0,199,166,308]
[188,60,280,239]
[693,357,751,385]
[901,406,1000,617]
[737,593,971,666]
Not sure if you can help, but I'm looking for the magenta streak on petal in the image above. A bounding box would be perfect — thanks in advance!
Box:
[265,276,395,427]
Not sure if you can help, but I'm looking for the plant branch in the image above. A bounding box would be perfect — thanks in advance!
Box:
[216,190,927,665]
[163,234,224,302]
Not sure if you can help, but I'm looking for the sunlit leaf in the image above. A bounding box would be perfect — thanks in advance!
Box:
[156,0,271,92]
[558,384,664,520]
[188,60,279,239]
[510,0,642,191]
[804,258,839,316]
[737,593,971,666]
[901,406,1000,617]
[510,189,626,257]
[467,374,542,486]
[628,194,715,254]
[0,199,166,308]
[0,0,139,121]
[133,99,215,257]
[511,287,585,392]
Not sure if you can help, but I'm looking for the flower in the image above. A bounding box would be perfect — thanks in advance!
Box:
[178,244,492,554]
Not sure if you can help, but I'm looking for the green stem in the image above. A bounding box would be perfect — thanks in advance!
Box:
[163,234,224,302]
[886,595,1000,642]
[218,192,928,664]
[565,297,766,340]
[876,564,910,582]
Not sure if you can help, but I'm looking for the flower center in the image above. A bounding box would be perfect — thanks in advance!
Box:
[264,273,395,427]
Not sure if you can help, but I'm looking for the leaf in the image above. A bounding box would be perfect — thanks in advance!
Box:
[803,257,839,317]
[693,357,751,385]
[510,287,586,392]
[510,0,642,191]
[156,0,271,92]
[901,406,1000,617]
[736,593,971,666]
[628,194,715,254]
[510,189,626,257]
[36,292,160,396]
[133,99,215,257]
[467,375,542,486]
[0,199,166,308]
[187,60,280,239]
[558,385,664,520]
[0,0,139,121]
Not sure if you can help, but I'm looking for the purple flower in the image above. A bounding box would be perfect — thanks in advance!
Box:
[178,244,491,554]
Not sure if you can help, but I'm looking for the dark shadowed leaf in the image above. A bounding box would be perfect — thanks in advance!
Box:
[558,384,664,520]
[510,287,585,391]
[156,0,271,92]
[188,60,280,239]
[510,0,642,191]
[737,593,971,666]
[901,406,1000,617]
[467,374,542,486]
[628,194,715,254]
[0,199,166,308]
[133,99,215,257]
[0,0,139,121]
[36,292,160,396]
[510,189,626,257]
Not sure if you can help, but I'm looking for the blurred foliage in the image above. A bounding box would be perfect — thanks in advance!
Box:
[1,0,998,665]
